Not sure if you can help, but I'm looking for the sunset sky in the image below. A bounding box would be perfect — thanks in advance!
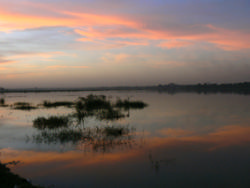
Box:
[0,0,250,88]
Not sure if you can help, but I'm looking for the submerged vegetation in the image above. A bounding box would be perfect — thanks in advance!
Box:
[0,98,8,107]
[115,99,147,109]
[43,100,74,108]
[0,93,147,185]
[75,95,122,121]
[13,102,37,110]
[74,94,147,121]
[79,95,111,111]
[1,94,147,115]
[20,94,147,151]
[0,98,5,105]
[97,108,125,120]
[29,94,148,126]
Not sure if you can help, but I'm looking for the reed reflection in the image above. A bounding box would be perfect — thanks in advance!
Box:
[28,94,147,152]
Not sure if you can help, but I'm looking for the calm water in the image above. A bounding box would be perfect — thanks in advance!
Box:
[0,91,250,188]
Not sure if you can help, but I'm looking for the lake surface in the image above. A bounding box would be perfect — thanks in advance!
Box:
[0,91,250,188]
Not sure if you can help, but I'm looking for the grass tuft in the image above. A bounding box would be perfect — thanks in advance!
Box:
[13,102,37,110]
[115,99,147,109]
[43,100,75,108]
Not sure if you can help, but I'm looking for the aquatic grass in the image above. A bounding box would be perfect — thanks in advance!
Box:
[0,98,4,105]
[97,108,125,121]
[75,95,126,121]
[0,98,8,107]
[13,102,37,110]
[33,116,69,130]
[79,94,112,111]
[115,99,147,109]
[29,94,146,148]
[43,100,75,108]
[14,102,30,106]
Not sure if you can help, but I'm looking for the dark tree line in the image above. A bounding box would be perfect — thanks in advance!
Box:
[156,82,250,95]
[0,82,249,94]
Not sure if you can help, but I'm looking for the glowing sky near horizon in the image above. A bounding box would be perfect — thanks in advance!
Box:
[0,0,250,88]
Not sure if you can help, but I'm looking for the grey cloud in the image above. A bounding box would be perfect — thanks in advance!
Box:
[0,27,77,56]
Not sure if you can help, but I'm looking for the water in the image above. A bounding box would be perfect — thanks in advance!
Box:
[0,91,250,188]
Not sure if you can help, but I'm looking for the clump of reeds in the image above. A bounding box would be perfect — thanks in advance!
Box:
[0,98,8,107]
[33,116,69,130]
[79,94,112,111]
[13,102,37,110]
[75,94,124,120]
[97,108,125,120]
[115,99,147,109]
[74,94,148,122]
[0,98,4,105]
[43,101,75,108]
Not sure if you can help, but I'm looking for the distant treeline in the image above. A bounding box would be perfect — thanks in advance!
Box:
[0,82,249,95]
[155,82,250,95]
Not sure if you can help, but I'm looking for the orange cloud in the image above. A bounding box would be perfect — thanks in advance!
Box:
[0,60,17,65]
[46,65,89,69]
[74,27,159,41]
[0,8,136,32]
[75,24,250,50]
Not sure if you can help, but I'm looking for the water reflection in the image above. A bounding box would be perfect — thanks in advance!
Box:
[26,94,146,153]
[2,123,250,187]
[0,92,249,188]
[29,126,137,153]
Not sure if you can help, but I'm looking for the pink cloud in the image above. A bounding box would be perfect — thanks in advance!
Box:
[0,2,249,51]
[75,24,250,50]
[8,51,68,59]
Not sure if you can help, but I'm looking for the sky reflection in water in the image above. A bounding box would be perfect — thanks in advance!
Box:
[0,91,250,188]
